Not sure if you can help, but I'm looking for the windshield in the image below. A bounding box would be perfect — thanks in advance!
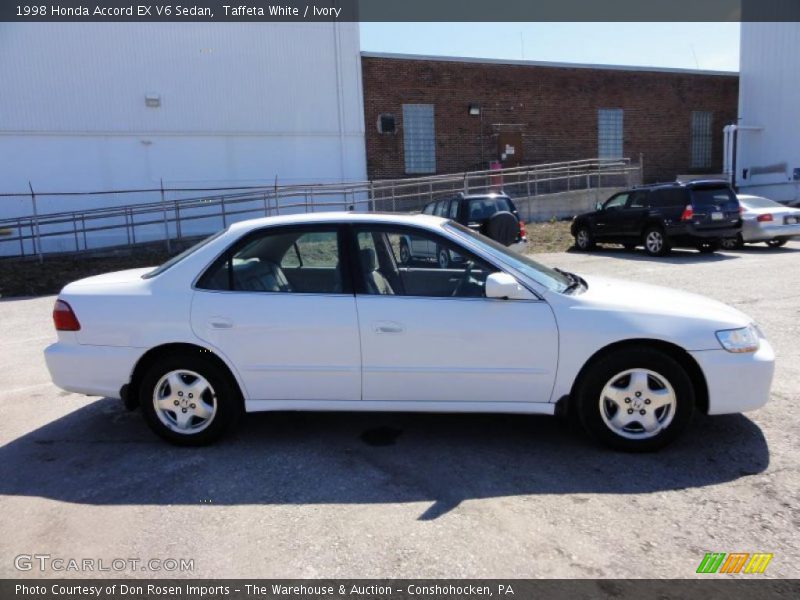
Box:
[142,230,226,279]
[445,222,570,293]
[467,196,513,220]
[690,186,739,210]
[740,196,783,209]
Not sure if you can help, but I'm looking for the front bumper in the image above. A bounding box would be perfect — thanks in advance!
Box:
[689,338,775,415]
[44,342,142,399]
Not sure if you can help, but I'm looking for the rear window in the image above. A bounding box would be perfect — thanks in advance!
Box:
[142,230,225,279]
[690,186,739,210]
[467,197,513,221]
[740,196,783,209]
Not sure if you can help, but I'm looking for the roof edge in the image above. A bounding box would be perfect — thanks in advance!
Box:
[360,51,738,77]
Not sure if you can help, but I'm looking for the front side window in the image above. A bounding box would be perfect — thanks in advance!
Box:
[355,226,493,298]
[197,227,344,294]
[604,193,629,210]
[445,222,569,293]
[598,108,624,159]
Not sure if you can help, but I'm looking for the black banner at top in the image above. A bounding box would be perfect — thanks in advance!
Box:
[2,0,800,22]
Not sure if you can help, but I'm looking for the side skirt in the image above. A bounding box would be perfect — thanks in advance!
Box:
[244,399,557,415]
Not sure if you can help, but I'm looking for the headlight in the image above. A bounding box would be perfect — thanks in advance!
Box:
[716,324,760,353]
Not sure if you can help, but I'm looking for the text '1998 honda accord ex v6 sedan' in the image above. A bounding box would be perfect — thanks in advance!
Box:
[44,213,775,451]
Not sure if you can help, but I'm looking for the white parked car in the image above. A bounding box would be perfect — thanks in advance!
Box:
[721,194,800,249]
[45,213,775,451]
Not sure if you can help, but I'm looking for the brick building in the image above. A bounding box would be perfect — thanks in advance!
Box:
[362,53,739,183]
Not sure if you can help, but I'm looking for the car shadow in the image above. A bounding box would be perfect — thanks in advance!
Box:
[0,399,769,520]
[567,245,738,264]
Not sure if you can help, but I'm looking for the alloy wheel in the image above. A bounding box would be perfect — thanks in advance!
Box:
[598,368,676,440]
[153,369,217,434]
[645,230,664,254]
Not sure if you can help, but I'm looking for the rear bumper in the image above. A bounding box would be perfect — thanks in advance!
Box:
[742,222,800,242]
[44,342,142,399]
[689,339,775,415]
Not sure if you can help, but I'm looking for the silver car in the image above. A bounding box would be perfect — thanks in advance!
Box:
[721,194,800,249]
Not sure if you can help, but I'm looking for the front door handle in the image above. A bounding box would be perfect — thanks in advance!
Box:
[374,321,404,334]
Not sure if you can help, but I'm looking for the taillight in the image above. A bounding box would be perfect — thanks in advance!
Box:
[518,220,526,238]
[756,213,774,222]
[680,205,694,221]
[53,299,81,331]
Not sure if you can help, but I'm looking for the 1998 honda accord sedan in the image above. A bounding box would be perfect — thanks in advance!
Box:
[44,213,774,451]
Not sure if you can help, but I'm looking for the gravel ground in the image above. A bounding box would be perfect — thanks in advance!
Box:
[0,241,798,579]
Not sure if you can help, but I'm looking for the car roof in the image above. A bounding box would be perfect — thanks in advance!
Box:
[426,192,511,204]
[226,211,447,234]
[634,179,731,192]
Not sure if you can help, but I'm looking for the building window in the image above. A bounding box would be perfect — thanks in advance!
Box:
[598,108,624,159]
[402,104,436,174]
[691,111,713,169]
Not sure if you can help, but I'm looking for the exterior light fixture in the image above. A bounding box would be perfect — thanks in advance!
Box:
[145,94,161,108]
[468,104,481,116]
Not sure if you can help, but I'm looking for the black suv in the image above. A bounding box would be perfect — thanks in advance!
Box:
[571,180,742,256]
[422,193,526,243]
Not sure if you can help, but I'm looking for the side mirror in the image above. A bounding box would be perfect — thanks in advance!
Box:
[595,201,604,211]
[485,272,536,300]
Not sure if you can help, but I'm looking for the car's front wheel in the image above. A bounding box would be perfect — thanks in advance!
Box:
[139,353,241,446]
[575,346,694,451]
[437,245,451,269]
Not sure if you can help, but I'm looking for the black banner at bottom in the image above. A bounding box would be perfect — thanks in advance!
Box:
[3,580,800,600]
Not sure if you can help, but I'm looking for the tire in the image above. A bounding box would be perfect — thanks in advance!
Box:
[399,239,411,265]
[642,226,671,257]
[623,243,637,251]
[720,234,744,250]
[574,225,595,251]
[696,241,720,253]
[486,211,519,246]
[139,352,242,446]
[437,245,451,269]
[766,239,787,248]
[574,346,694,452]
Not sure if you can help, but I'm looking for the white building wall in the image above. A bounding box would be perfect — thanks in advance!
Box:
[0,22,367,251]
[736,22,800,203]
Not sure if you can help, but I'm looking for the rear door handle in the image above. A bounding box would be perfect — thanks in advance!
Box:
[374,321,404,334]
[209,317,233,329]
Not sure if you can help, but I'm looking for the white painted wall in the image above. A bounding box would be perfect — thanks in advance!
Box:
[736,23,800,203]
[0,22,366,252]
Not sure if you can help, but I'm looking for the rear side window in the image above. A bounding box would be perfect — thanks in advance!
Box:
[448,200,460,219]
[422,203,435,215]
[691,186,739,210]
[649,189,689,208]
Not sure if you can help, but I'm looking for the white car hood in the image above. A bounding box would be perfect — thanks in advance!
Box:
[574,274,752,330]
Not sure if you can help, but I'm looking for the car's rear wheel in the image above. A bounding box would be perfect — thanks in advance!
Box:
[399,239,411,264]
[720,234,744,250]
[643,226,670,257]
[140,354,241,446]
[574,226,595,251]
[766,238,787,248]
[575,346,694,452]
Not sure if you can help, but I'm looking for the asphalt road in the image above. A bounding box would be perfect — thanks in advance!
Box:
[1,241,798,579]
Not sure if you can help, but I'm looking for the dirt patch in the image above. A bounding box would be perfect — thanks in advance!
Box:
[524,220,575,254]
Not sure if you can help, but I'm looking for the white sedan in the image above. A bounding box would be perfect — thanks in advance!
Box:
[721,194,800,249]
[44,213,775,451]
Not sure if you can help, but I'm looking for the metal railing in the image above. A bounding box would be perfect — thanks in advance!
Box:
[0,157,640,259]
